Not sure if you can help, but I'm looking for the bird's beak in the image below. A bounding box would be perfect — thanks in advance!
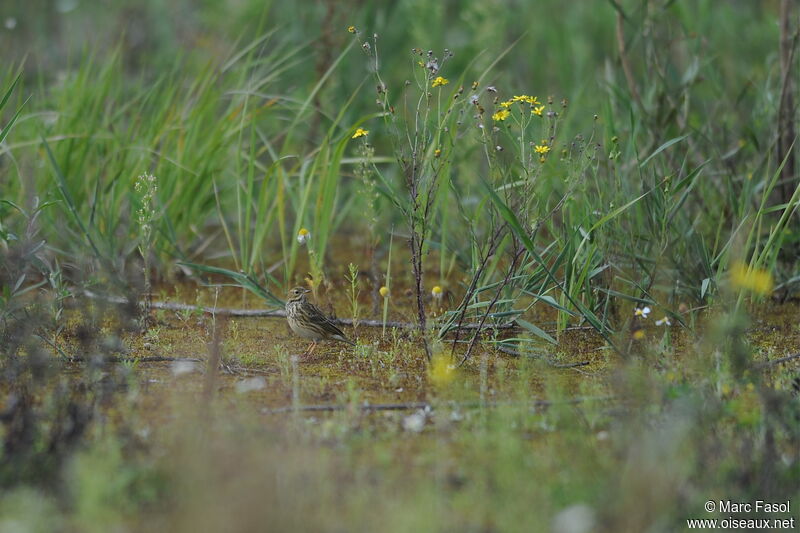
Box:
[302,287,311,293]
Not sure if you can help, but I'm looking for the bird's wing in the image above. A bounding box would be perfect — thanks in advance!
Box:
[306,302,349,338]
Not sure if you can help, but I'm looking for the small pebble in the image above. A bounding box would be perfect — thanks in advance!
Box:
[235,376,266,394]
[171,361,200,376]
[551,504,596,533]
[402,410,427,433]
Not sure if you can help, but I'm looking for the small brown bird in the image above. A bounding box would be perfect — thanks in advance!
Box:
[285,287,355,356]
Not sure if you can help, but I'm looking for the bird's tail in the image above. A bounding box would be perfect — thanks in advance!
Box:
[335,335,356,346]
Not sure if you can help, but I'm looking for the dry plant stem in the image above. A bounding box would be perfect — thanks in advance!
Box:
[778,0,798,202]
[410,228,431,361]
[459,245,524,366]
[447,225,504,359]
[370,242,380,315]
[203,317,224,403]
[141,262,152,331]
[363,38,456,364]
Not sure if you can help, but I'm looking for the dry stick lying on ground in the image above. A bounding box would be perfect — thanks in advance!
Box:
[84,290,595,332]
[66,352,797,374]
[149,300,520,330]
[64,355,276,377]
[65,355,203,364]
[262,395,616,414]
[495,344,590,368]
[753,352,800,370]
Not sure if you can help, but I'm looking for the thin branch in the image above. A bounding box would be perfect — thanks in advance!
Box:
[446,224,504,358]
[753,352,800,371]
[66,356,202,363]
[495,344,590,368]
[458,245,523,367]
[82,290,518,331]
[262,395,615,414]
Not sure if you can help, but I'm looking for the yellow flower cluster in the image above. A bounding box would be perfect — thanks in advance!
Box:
[347,25,356,34]
[499,95,541,108]
[429,353,455,387]
[535,140,550,163]
[352,127,369,139]
[492,109,510,121]
[730,261,773,295]
[431,76,449,88]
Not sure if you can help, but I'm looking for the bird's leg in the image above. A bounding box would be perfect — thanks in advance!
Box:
[302,342,314,358]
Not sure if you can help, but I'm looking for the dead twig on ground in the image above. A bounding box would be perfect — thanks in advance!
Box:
[82,290,518,330]
[495,344,590,368]
[66,356,202,363]
[753,352,800,371]
[262,395,615,414]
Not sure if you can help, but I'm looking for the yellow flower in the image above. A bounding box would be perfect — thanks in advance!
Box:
[532,105,545,116]
[352,127,369,139]
[731,388,761,427]
[534,144,550,155]
[632,329,645,340]
[429,353,455,387]
[431,76,449,88]
[730,261,773,296]
[297,227,310,244]
[347,25,357,34]
[507,95,540,105]
[492,109,510,121]
[431,285,443,299]
[379,286,389,298]
[434,149,441,158]
[499,100,514,108]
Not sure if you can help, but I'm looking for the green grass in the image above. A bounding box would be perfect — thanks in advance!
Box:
[2,1,792,331]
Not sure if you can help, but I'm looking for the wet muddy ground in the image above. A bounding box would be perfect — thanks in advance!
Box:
[59,282,800,426]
